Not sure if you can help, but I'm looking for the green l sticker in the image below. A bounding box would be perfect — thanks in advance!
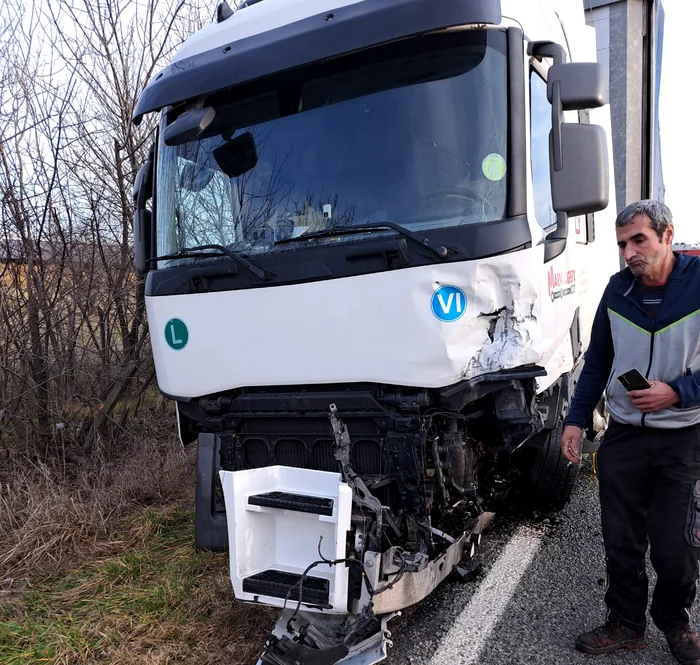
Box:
[165,318,188,350]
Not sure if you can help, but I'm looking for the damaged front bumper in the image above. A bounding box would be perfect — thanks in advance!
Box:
[219,462,472,665]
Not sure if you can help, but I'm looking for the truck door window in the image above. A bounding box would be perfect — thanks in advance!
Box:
[529,70,556,230]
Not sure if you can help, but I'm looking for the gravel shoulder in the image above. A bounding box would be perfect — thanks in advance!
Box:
[385,460,690,665]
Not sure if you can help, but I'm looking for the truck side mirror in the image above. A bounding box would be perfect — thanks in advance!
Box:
[550,122,609,217]
[133,158,153,202]
[548,62,609,217]
[530,51,609,261]
[134,209,152,274]
[134,208,152,275]
[547,62,607,111]
[133,145,155,275]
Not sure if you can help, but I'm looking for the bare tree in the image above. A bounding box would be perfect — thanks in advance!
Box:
[0,0,211,456]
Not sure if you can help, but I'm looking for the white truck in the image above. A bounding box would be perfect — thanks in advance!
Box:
[131,0,624,662]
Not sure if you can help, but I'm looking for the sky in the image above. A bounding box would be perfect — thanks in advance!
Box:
[659,0,700,243]
[0,0,692,241]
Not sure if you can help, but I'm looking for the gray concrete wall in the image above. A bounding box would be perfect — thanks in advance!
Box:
[584,0,647,215]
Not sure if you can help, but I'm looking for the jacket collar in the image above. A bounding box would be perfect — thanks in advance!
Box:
[615,251,695,293]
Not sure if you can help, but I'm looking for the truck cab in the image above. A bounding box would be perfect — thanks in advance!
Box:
[132,1,619,662]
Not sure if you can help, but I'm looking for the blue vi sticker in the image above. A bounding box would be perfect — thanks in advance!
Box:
[431,285,467,322]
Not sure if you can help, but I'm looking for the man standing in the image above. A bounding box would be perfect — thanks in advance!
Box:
[561,200,700,665]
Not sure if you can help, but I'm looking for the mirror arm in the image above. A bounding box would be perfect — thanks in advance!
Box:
[544,236,567,263]
[529,41,570,259]
[527,40,567,65]
[550,81,563,172]
[548,212,568,242]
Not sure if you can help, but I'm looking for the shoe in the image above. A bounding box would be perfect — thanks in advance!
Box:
[575,620,646,655]
[664,627,700,665]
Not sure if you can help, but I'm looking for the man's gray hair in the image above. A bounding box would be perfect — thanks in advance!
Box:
[616,199,673,241]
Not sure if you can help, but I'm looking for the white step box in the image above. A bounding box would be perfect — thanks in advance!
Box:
[219,465,353,612]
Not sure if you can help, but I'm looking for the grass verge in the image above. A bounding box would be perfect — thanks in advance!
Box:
[0,506,275,665]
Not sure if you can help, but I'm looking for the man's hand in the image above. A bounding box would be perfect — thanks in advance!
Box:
[560,425,582,464]
[627,381,679,413]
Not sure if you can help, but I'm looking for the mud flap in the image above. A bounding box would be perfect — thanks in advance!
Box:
[194,433,228,551]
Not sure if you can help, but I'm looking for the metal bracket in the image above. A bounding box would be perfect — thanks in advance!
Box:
[329,404,383,529]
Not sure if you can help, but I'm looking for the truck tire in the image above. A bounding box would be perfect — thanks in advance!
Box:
[528,418,580,511]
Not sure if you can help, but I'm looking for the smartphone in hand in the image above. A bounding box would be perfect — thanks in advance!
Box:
[617,368,652,391]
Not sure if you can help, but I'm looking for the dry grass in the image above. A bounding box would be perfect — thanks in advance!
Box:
[0,427,193,578]
[0,420,277,665]
[0,507,275,665]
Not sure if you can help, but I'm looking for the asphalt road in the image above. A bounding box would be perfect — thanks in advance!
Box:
[384,458,694,665]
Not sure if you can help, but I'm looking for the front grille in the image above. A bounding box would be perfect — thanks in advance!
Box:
[244,439,269,468]
[312,439,337,472]
[351,439,383,474]
[237,432,384,474]
[275,439,307,468]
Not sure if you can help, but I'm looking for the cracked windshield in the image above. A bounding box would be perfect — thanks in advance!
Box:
[155,31,508,265]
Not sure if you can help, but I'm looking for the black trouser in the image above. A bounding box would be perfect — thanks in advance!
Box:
[597,419,700,634]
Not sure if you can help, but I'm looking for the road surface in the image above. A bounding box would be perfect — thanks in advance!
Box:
[384,459,693,665]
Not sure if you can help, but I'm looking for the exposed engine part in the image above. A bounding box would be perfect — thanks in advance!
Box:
[431,436,450,505]
[261,638,347,665]
[193,375,556,561]
[380,391,432,409]
[439,421,477,497]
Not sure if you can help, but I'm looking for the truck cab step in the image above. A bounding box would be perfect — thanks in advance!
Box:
[248,491,334,516]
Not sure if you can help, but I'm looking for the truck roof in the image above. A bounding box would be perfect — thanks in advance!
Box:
[173,0,367,64]
[133,0,502,122]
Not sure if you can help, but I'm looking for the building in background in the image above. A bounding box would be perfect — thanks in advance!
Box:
[673,242,700,256]
[584,0,665,213]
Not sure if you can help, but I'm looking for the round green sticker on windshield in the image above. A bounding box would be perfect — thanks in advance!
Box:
[482,153,507,182]
[165,318,188,350]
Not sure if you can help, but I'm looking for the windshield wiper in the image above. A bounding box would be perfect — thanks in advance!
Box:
[148,244,273,280]
[274,221,450,259]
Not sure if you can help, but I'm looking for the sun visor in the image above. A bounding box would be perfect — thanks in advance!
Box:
[133,0,501,123]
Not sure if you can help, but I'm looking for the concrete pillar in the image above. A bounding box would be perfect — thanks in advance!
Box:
[584,0,647,214]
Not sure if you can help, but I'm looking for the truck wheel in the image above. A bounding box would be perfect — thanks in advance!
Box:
[528,418,580,511]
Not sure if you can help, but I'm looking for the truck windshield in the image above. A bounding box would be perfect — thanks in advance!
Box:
[155,30,508,265]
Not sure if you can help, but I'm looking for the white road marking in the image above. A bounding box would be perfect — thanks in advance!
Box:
[428,527,543,665]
